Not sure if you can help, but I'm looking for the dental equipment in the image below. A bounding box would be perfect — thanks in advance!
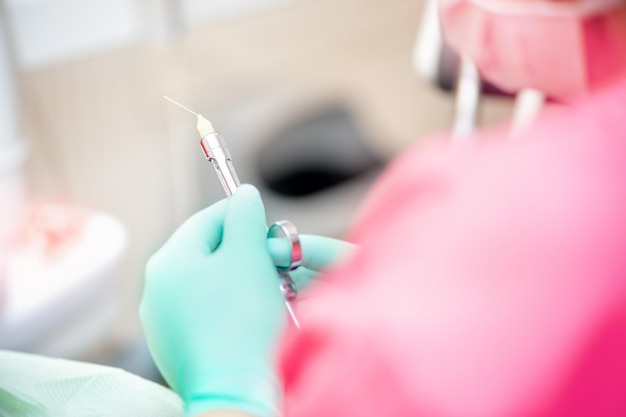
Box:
[164,96,301,328]
[452,55,481,139]
[268,220,301,329]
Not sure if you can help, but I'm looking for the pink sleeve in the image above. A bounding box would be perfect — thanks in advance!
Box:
[278,81,626,417]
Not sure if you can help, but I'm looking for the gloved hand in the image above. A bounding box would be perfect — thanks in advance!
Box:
[140,184,358,417]
[140,185,285,417]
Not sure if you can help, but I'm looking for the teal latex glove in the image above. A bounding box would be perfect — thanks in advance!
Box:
[140,185,285,417]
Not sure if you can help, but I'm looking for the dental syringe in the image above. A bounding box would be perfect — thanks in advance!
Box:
[164,96,300,328]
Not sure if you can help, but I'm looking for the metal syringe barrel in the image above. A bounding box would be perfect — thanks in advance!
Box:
[200,132,241,197]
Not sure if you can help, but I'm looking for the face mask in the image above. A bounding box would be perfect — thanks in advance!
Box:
[440,0,626,99]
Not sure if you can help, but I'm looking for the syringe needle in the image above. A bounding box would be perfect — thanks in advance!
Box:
[285,301,301,329]
[163,95,200,117]
[163,95,215,137]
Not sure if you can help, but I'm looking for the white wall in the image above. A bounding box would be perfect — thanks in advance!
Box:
[181,0,301,27]
[6,0,142,70]
[5,0,300,71]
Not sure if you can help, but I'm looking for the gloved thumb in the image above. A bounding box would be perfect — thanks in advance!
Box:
[221,184,268,249]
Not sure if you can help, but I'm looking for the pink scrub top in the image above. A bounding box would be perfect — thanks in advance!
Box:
[278,78,626,417]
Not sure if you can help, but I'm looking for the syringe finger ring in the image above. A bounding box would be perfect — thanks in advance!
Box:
[268,220,302,272]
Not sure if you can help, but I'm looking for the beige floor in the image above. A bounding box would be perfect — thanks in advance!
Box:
[18,0,514,351]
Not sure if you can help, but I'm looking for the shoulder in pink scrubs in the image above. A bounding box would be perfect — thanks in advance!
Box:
[278,77,626,416]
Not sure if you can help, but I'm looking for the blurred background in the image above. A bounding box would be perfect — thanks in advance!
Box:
[0,0,514,381]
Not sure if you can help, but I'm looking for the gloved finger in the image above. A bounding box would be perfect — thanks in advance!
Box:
[165,198,229,255]
[267,234,358,272]
[221,184,268,249]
